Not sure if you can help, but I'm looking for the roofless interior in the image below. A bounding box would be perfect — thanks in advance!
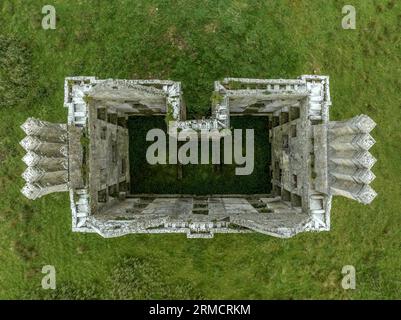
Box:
[127,115,271,195]
[20,76,377,239]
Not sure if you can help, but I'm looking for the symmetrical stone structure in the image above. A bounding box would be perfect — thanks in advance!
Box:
[20,118,69,200]
[20,75,377,238]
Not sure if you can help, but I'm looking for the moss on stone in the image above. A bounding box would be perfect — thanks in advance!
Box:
[165,102,175,126]
[83,94,93,105]
[210,91,223,107]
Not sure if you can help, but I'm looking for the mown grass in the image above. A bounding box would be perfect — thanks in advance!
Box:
[0,0,400,299]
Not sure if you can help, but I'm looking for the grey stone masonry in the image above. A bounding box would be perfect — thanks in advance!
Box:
[20,75,377,238]
[327,115,377,204]
[20,118,68,200]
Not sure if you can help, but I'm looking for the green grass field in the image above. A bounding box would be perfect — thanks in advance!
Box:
[0,0,400,299]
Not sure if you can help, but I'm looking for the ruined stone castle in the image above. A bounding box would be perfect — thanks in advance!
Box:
[20,75,377,238]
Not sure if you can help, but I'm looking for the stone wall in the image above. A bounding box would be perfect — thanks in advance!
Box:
[19,75,377,239]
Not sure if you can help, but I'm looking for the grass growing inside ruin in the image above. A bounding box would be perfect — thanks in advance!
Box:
[128,116,271,195]
[0,0,400,299]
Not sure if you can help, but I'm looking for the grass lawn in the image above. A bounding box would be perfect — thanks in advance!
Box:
[128,115,271,195]
[0,0,400,299]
